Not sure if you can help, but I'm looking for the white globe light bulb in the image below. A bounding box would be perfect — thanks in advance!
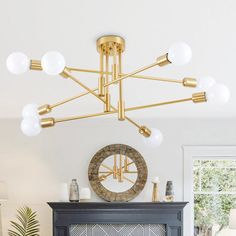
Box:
[6,52,30,74]
[22,104,39,119]
[41,51,66,75]
[197,76,216,90]
[143,128,163,147]
[206,84,230,105]
[21,118,41,137]
[168,42,192,65]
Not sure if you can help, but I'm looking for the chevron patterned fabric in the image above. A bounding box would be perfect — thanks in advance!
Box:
[70,224,166,236]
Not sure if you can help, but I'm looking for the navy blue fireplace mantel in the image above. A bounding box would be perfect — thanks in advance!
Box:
[48,202,188,236]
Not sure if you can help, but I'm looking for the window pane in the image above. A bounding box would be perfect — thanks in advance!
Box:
[194,168,200,192]
[194,160,201,167]
[194,159,236,236]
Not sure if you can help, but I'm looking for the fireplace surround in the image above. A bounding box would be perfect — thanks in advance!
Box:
[48,202,187,236]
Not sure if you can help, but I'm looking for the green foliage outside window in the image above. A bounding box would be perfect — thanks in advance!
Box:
[194,160,236,236]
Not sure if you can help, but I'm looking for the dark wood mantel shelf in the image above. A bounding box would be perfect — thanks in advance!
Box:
[48,202,188,236]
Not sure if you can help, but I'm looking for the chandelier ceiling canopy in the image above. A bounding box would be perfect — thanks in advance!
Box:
[6,35,230,146]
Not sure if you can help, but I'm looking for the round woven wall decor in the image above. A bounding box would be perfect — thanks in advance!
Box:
[88,144,148,202]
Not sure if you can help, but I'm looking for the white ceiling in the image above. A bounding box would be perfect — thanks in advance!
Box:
[0,0,235,119]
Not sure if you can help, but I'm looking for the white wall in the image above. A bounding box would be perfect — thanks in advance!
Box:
[0,118,236,235]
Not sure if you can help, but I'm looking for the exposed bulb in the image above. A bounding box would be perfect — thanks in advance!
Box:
[22,104,39,119]
[143,128,163,147]
[168,42,192,65]
[206,84,230,105]
[21,117,41,137]
[41,51,66,75]
[197,76,216,90]
[6,52,30,74]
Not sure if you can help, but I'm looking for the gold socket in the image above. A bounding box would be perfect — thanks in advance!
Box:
[104,94,111,112]
[60,67,71,78]
[112,64,119,82]
[192,92,207,103]
[183,77,197,88]
[156,54,171,67]
[118,101,125,121]
[98,76,105,97]
[38,104,52,115]
[30,60,42,71]
[40,118,55,128]
[139,126,152,137]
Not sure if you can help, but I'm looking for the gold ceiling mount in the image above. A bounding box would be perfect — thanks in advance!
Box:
[96,35,125,56]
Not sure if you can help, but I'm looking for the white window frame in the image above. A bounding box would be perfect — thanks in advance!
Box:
[183,146,236,236]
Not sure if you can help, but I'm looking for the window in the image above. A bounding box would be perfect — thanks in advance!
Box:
[193,160,236,236]
[183,146,236,236]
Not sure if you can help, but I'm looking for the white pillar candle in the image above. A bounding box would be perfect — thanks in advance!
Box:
[58,183,69,202]
[80,188,91,200]
[152,177,160,183]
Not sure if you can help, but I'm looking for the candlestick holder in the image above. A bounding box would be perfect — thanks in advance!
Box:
[152,177,160,202]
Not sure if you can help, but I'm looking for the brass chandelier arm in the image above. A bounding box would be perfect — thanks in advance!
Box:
[104,61,160,87]
[61,71,143,130]
[67,67,104,74]
[124,117,140,129]
[38,88,98,115]
[104,52,111,112]
[125,98,193,112]
[55,110,115,123]
[51,88,98,109]
[52,93,206,124]
[67,67,182,84]
[67,74,106,103]
[132,74,183,84]
[118,50,125,120]
[68,63,183,86]
[67,67,185,85]
[30,61,191,86]
[98,51,105,97]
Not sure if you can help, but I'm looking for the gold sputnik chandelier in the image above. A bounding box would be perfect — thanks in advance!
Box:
[6,35,230,146]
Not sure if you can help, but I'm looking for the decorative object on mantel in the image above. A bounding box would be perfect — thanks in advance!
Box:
[58,183,69,202]
[7,36,230,144]
[152,177,160,202]
[0,181,8,236]
[164,181,174,202]
[88,144,147,202]
[8,206,39,236]
[69,179,79,202]
[80,188,91,202]
[229,209,236,229]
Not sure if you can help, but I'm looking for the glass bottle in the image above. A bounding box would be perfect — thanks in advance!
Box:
[165,181,174,202]
[69,179,79,202]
